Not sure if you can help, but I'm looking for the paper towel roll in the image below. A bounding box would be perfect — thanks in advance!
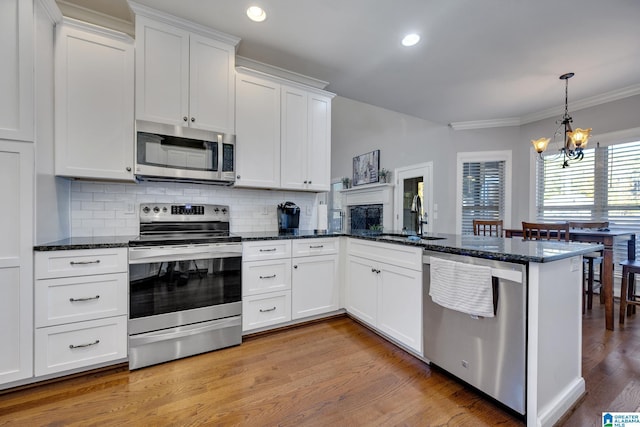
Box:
[317,204,328,231]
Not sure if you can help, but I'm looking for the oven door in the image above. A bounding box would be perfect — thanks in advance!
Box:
[128,243,242,335]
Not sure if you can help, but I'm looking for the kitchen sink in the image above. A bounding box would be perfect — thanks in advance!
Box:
[379,234,445,243]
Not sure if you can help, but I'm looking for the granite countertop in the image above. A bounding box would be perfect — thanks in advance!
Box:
[34,230,603,264]
[33,235,136,251]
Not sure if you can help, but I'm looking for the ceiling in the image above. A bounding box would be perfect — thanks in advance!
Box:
[57,0,640,127]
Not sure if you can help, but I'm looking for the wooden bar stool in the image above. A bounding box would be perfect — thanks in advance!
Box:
[569,221,608,312]
[473,219,503,237]
[619,259,640,324]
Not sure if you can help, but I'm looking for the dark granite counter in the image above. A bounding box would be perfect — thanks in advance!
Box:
[34,230,602,264]
[33,235,136,251]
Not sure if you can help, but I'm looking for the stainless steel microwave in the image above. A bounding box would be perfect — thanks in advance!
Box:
[134,124,235,185]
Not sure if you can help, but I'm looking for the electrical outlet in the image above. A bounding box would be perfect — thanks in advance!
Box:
[262,206,269,215]
[127,203,135,214]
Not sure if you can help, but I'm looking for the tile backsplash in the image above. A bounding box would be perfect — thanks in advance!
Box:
[70,180,321,237]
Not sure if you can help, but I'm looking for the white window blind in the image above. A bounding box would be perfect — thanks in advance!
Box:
[461,160,506,234]
[536,140,640,275]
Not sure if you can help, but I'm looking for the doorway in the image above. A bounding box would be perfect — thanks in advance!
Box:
[393,163,433,234]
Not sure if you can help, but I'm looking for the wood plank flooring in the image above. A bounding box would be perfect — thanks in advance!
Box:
[0,306,638,426]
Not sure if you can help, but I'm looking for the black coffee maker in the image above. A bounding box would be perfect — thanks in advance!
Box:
[277,201,300,233]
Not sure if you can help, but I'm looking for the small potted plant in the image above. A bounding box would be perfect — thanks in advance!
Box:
[341,177,351,189]
[378,168,390,183]
[369,223,383,235]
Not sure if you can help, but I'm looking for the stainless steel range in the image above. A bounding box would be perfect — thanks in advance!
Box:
[128,203,242,370]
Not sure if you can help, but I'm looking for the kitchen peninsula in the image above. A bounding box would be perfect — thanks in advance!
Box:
[33,230,601,427]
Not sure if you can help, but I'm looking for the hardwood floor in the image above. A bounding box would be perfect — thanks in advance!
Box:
[0,306,637,426]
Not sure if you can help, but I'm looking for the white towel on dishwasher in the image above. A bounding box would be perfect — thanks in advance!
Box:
[429,257,494,317]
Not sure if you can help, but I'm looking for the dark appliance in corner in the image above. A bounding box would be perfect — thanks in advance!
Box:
[277,201,300,234]
[128,203,242,370]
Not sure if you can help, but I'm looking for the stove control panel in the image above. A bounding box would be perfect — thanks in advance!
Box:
[139,203,230,222]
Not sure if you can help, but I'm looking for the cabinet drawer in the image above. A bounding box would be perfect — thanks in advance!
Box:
[243,259,291,296]
[34,316,127,376]
[347,239,422,271]
[35,248,128,279]
[242,291,291,331]
[243,240,291,261]
[292,238,338,257]
[35,273,128,327]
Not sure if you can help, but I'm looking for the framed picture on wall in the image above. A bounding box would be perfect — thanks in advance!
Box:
[352,150,380,186]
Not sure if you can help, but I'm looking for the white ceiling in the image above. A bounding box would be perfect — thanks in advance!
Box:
[57,0,640,127]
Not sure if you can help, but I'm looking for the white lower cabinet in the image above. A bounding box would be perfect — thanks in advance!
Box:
[35,316,127,376]
[346,240,423,354]
[242,238,339,332]
[292,254,339,320]
[34,248,128,377]
[242,241,292,332]
[0,142,33,387]
[243,291,292,331]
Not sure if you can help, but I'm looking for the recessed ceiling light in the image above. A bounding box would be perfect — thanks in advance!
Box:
[247,6,267,22]
[401,33,420,47]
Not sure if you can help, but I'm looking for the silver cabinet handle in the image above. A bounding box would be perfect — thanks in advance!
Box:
[70,260,100,265]
[126,166,132,172]
[69,295,100,302]
[191,117,195,122]
[259,274,276,279]
[259,307,276,313]
[69,340,100,349]
[370,268,381,274]
[183,116,188,122]
[309,245,324,249]
[259,248,277,252]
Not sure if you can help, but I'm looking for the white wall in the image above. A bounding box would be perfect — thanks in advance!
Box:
[331,94,640,234]
[332,96,519,233]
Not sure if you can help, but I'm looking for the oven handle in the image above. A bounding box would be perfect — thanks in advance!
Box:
[129,316,241,346]
[129,244,242,264]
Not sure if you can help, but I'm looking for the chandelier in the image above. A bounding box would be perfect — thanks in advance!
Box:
[531,72,592,168]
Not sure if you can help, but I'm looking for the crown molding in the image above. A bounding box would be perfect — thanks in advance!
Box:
[57,0,134,36]
[236,56,330,90]
[39,0,63,23]
[448,118,521,130]
[520,83,640,124]
[129,1,240,47]
[449,83,640,131]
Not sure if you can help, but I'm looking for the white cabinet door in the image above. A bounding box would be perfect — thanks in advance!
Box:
[345,256,378,326]
[306,93,331,192]
[280,85,308,190]
[235,72,281,188]
[280,87,332,192]
[135,16,189,127]
[0,141,33,386]
[55,21,135,181]
[189,34,235,134]
[0,0,33,141]
[377,262,423,353]
[292,254,339,320]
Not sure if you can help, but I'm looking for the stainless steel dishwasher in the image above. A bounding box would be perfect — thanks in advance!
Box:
[422,250,527,415]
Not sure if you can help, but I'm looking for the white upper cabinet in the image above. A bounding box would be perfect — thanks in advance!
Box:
[236,68,334,191]
[132,4,238,135]
[0,0,34,141]
[235,71,281,189]
[54,19,135,181]
[280,85,332,192]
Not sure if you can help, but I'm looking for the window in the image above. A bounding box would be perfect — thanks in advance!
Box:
[536,139,640,272]
[457,151,512,235]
